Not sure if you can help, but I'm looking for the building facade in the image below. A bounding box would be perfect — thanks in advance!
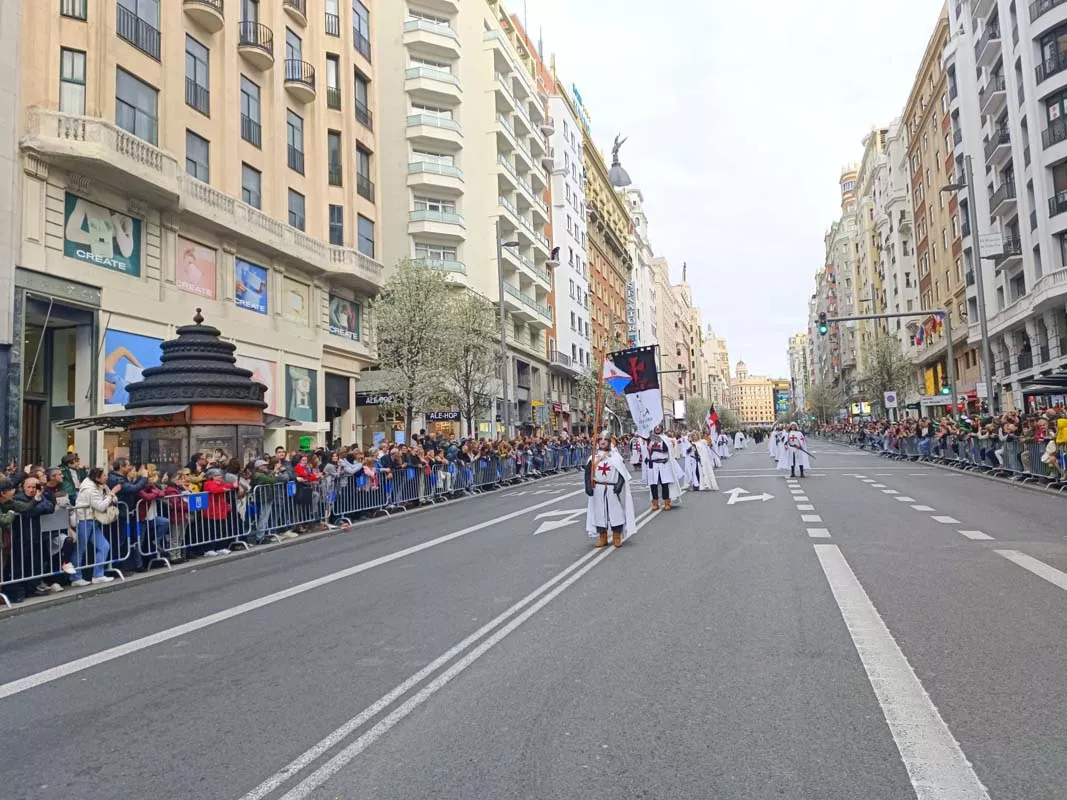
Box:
[623,187,658,348]
[651,256,685,420]
[702,326,731,410]
[729,360,776,425]
[857,127,889,357]
[15,0,386,466]
[787,332,809,412]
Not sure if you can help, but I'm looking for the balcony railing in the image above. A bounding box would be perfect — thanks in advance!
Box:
[409,161,463,179]
[325,11,340,36]
[117,4,161,60]
[284,59,316,90]
[984,126,1010,160]
[409,209,464,226]
[1050,190,1067,217]
[403,19,459,40]
[989,181,1017,213]
[287,145,304,174]
[415,258,466,274]
[185,79,209,116]
[974,23,1001,61]
[962,218,971,237]
[949,83,958,100]
[406,66,460,86]
[354,29,371,61]
[357,173,374,201]
[1032,209,1039,230]
[241,114,261,147]
[328,162,342,186]
[979,74,1006,107]
[1036,52,1067,84]
[326,86,341,109]
[1042,117,1067,149]
[238,21,274,58]
[1002,236,1023,256]
[282,0,306,21]
[356,99,373,129]
[550,350,573,367]
[966,269,976,287]
[1031,0,1067,23]
[953,129,962,146]
[406,113,459,132]
[504,283,551,320]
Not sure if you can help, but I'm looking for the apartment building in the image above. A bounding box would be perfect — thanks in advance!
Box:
[546,69,589,434]
[947,0,1067,411]
[14,0,385,466]
[0,0,20,462]
[687,303,706,400]
[702,326,731,410]
[652,256,684,419]
[814,169,860,393]
[729,361,777,425]
[622,187,658,348]
[787,332,809,412]
[856,127,889,357]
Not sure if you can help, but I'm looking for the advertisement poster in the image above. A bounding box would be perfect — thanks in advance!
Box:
[234,354,278,414]
[235,258,268,314]
[283,278,309,323]
[328,295,361,341]
[64,193,142,276]
[285,365,317,422]
[103,329,162,410]
[176,237,217,299]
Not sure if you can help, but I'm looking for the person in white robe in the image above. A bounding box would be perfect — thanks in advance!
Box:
[585,436,637,547]
[629,436,642,469]
[640,425,685,511]
[687,432,719,491]
[715,432,731,460]
[734,430,747,450]
[769,425,784,461]
[705,433,722,468]
[776,423,812,478]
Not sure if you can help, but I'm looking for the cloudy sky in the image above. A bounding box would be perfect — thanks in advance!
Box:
[520,0,946,377]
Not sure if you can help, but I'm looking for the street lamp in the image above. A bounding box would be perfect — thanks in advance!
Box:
[942,154,996,414]
[496,217,520,437]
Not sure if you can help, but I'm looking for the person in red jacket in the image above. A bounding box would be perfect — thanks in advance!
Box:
[202,468,237,555]
[291,453,320,533]
[162,471,191,561]
[135,466,170,561]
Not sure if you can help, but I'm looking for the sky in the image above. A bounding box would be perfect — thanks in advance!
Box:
[519,0,947,378]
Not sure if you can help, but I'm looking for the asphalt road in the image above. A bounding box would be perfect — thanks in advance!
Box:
[3,443,1067,799]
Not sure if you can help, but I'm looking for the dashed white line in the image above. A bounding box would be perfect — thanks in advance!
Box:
[862,479,876,483]
[871,483,887,488]
[911,505,935,512]
[882,490,899,495]
[801,514,822,523]
[796,504,815,511]
[814,545,991,800]
[895,497,916,503]
[793,496,810,502]
[958,530,993,541]
[996,550,1067,593]
[931,515,960,524]
[854,475,868,478]
[807,528,831,538]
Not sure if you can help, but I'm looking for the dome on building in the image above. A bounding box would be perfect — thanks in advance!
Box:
[735,360,748,380]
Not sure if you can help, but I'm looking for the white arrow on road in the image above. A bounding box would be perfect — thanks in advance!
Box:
[724,487,774,505]
[532,508,587,535]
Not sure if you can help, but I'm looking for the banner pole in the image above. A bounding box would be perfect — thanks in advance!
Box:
[592,354,605,440]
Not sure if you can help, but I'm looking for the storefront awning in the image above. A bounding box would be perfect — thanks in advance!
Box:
[56,404,191,430]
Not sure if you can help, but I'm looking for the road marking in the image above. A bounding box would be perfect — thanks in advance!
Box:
[931,515,960,524]
[959,530,994,541]
[896,496,916,502]
[862,479,876,483]
[871,483,887,488]
[807,528,831,538]
[814,545,991,800]
[995,550,1067,592]
[908,472,929,476]
[796,504,815,511]
[793,496,809,502]
[725,487,774,505]
[242,493,672,800]
[882,489,899,495]
[0,488,587,702]
[532,508,587,535]
[911,505,935,512]
[801,514,822,523]
[790,489,804,494]
[854,475,867,478]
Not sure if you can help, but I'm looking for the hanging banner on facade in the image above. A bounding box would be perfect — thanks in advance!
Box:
[607,345,663,438]
[64,193,142,276]
[235,258,269,314]
[176,237,217,298]
[625,282,638,344]
[329,295,362,341]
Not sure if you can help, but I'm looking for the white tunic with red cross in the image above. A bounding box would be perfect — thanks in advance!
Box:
[586,450,637,538]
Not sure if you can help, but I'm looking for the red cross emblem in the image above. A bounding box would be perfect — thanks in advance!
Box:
[597,461,612,476]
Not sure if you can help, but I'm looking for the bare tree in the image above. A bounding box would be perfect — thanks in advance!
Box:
[372,259,450,441]
[856,337,915,418]
[807,382,847,423]
[441,290,499,437]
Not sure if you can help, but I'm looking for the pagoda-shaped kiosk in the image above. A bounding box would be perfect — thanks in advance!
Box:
[120,309,269,473]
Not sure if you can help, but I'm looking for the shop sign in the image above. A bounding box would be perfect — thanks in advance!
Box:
[426,411,460,421]
[64,193,142,276]
[356,392,395,407]
[552,402,562,413]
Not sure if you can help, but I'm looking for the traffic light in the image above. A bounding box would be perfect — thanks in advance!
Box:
[817,312,829,336]
[940,384,951,395]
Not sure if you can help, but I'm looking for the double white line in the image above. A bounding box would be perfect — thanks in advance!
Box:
[239,494,676,800]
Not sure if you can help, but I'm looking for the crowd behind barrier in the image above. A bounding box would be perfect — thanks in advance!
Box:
[0,433,600,607]
[813,409,1067,490]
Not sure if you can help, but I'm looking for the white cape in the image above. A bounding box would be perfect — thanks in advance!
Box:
[585,449,637,539]
[693,440,719,491]
[777,431,812,472]
[639,434,686,500]
[715,435,731,459]
[734,432,746,449]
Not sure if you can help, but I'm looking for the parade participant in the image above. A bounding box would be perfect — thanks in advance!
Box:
[715,430,731,460]
[777,422,812,478]
[585,434,636,548]
[734,430,747,450]
[688,432,719,491]
[640,424,684,511]
[769,424,784,461]
[630,436,642,469]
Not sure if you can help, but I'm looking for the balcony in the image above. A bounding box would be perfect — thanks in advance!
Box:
[494,72,517,112]
[357,173,374,202]
[326,85,341,110]
[995,235,1024,273]
[541,151,555,171]
[1031,0,1067,24]
[355,99,373,131]
[504,283,551,324]
[414,258,466,275]
[283,59,316,103]
[974,23,1002,68]
[117,4,161,60]
[185,78,209,117]
[962,217,971,238]
[403,18,461,58]
[1036,52,1067,84]
[1032,209,1039,231]
[496,154,519,192]
[988,180,1017,216]
[966,269,976,287]
[408,208,466,240]
[325,11,340,36]
[540,117,555,135]
[549,349,582,375]
[406,113,462,148]
[1050,190,1067,217]
[408,160,464,193]
[327,160,342,187]
[238,22,274,70]
[405,66,461,102]
[1043,116,1067,149]
[240,114,261,147]
[983,126,1011,164]
[979,75,1006,116]
[183,0,224,33]
[953,128,962,146]
[282,0,306,25]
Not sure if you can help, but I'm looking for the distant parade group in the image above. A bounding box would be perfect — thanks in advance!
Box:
[584,422,811,549]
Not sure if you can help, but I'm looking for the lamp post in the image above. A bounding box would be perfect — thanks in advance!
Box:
[942,155,996,414]
[495,218,520,438]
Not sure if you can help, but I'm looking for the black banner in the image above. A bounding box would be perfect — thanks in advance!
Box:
[608,345,660,393]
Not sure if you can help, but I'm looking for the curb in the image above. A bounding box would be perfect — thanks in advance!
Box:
[0,469,583,620]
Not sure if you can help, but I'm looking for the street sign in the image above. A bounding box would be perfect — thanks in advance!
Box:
[978,233,1004,255]
[884,391,898,409]
[725,487,774,505]
[532,508,586,535]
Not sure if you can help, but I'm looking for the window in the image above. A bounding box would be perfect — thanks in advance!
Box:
[326,54,341,109]
[288,188,306,231]
[285,26,302,66]
[353,0,371,60]
[570,311,576,329]
[59,48,86,115]
[185,35,210,115]
[115,68,158,145]
[357,214,375,257]
[185,130,209,181]
[61,0,87,20]
[327,130,343,186]
[329,204,344,245]
[411,149,453,166]
[414,196,455,213]
[354,70,372,128]
[117,0,161,60]
[356,146,373,201]
[242,163,261,208]
[241,0,258,22]
[240,77,261,147]
[414,242,457,263]
[287,110,304,173]
[325,0,340,35]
